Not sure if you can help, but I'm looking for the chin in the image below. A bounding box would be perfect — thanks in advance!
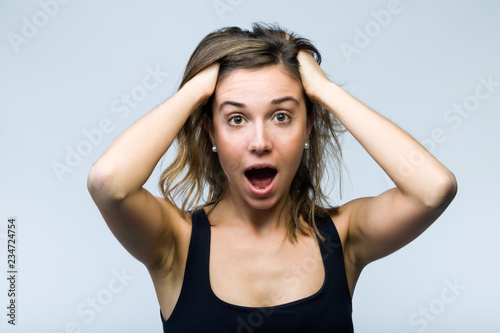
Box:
[244,194,283,212]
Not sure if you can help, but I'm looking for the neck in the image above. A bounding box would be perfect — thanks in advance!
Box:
[208,188,291,238]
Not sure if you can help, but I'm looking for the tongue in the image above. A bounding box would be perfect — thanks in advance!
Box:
[246,168,276,188]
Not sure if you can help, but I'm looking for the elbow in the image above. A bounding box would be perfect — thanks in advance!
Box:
[87,163,128,202]
[426,170,458,209]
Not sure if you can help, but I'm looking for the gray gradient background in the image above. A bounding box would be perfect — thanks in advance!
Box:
[1,0,499,332]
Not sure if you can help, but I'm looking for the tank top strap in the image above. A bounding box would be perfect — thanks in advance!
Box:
[314,213,353,313]
[170,209,212,311]
[315,213,343,259]
[185,208,211,277]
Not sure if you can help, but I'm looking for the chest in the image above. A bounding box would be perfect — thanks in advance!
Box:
[209,226,326,307]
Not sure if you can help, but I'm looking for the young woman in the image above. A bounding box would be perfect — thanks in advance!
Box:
[87,24,457,332]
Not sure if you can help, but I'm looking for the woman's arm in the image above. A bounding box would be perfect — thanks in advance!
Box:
[298,51,457,269]
[87,63,219,269]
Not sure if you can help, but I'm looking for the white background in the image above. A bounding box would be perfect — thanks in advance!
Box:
[1,0,499,332]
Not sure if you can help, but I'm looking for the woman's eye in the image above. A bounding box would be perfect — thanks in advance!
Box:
[229,116,245,125]
[273,113,291,123]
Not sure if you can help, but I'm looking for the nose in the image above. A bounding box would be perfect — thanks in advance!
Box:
[248,123,272,154]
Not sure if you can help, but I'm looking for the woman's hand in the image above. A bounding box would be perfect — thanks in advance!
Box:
[297,50,332,102]
[183,62,220,105]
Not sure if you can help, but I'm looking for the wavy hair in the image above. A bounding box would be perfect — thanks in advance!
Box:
[159,23,344,243]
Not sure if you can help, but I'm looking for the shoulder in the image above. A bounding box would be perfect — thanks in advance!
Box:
[327,197,370,245]
[327,200,365,269]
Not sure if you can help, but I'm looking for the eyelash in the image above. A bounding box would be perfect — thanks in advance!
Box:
[227,112,292,126]
[273,112,292,124]
[228,115,246,126]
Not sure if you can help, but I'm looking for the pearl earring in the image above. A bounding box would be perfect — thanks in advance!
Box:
[304,142,310,150]
[212,146,217,153]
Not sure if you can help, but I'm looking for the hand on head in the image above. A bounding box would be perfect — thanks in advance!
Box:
[185,62,221,104]
[297,50,331,102]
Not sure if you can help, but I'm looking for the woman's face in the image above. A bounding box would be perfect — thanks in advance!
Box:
[208,65,312,211]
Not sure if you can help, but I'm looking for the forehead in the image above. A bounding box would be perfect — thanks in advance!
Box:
[214,65,303,105]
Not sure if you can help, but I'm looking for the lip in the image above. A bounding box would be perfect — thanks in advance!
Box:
[244,163,278,172]
[244,163,278,197]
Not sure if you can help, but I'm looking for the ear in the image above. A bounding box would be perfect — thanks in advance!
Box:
[306,111,314,138]
[204,113,215,145]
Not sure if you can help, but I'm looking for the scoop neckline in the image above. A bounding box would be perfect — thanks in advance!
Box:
[200,209,328,311]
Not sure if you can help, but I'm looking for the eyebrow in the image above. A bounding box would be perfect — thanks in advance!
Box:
[271,96,300,105]
[218,96,300,111]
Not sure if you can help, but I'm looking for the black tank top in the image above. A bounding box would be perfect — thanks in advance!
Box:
[161,209,354,332]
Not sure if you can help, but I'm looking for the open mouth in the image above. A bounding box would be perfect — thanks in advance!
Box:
[244,167,277,190]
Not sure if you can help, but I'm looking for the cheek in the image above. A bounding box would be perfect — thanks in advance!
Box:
[287,139,306,166]
[280,130,307,167]
[214,137,242,178]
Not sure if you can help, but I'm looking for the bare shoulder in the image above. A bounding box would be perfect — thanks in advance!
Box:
[328,198,371,260]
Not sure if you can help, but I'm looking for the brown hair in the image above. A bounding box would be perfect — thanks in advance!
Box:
[159,23,344,243]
